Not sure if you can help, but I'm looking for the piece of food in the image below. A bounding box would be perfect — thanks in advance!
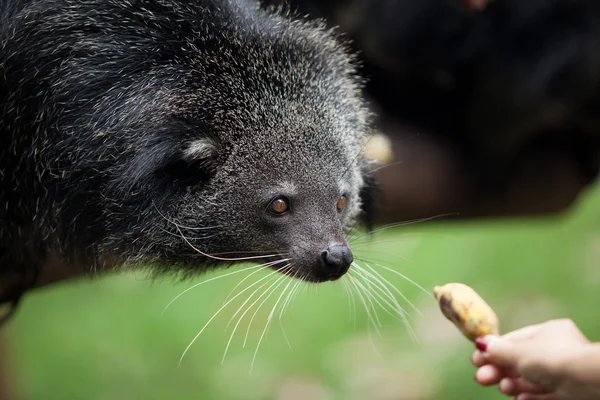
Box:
[433,282,499,341]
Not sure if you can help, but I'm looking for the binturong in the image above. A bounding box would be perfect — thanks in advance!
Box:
[0,0,378,321]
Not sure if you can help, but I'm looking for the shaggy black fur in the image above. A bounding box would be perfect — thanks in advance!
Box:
[0,0,377,316]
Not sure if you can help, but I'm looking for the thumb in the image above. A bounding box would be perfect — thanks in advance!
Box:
[475,326,540,368]
[484,336,523,367]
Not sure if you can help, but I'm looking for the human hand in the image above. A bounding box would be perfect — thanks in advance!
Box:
[471,319,594,399]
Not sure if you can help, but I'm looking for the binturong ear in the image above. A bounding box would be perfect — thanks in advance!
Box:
[160,137,220,187]
[114,127,220,197]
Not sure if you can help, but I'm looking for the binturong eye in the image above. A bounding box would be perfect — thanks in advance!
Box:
[270,197,289,215]
[336,195,347,212]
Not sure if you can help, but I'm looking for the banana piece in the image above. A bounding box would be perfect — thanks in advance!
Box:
[433,282,499,341]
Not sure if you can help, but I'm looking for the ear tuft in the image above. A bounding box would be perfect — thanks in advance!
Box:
[183,138,219,164]
[158,137,220,187]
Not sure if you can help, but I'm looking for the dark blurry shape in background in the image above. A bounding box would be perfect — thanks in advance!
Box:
[263,0,600,223]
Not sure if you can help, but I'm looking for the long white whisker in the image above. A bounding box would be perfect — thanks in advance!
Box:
[361,262,423,316]
[349,272,384,332]
[279,277,302,320]
[351,232,455,247]
[352,265,419,343]
[292,274,309,309]
[276,271,302,350]
[349,213,458,243]
[352,270,385,327]
[302,280,310,294]
[210,250,292,256]
[353,264,411,315]
[349,271,382,359]
[222,258,291,305]
[367,324,383,360]
[341,279,351,317]
[243,272,291,348]
[224,267,291,332]
[177,265,287,367]
[250,273,296,375]
[352,265,407,320]
[347,273,380,333]
[369,261,432,298]
[357,263,422,344]
[152,201,222,231]
[221,270,290,365]
[280,319,292,349]
[343,277,357,331]
[367,160,404,174]
[156,225,219,241]
[162,263,271,314]
[176,225,283,261]
[354,254,417,270]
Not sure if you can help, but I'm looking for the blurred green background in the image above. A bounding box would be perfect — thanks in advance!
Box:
[4,183,600,400]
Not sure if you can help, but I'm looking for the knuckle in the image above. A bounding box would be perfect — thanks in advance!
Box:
[519,359,557,390]
[558,318,575,326]
[545,318,575,329]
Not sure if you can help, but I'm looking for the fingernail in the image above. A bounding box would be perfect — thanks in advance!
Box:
[498,378,511,394]
[475,337,489,352]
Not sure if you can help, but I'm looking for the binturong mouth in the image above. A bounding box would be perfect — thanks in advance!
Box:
[264,242,354,283]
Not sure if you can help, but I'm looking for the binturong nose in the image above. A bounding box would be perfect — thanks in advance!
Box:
[321,244,353,280]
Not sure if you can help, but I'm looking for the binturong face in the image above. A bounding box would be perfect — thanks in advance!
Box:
[151,97,374,283]
[117,1,380,284]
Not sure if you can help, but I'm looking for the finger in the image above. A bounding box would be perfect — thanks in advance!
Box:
[472,350,521,378]
[473,325,540,357]
[476,332,536,368]
[498,377,548,396]
[474,363,521,387]
[472,350,489,367]
[515,393,556,400]
[475,364,505,386]
[543,318,590,343]
[500,324,542,342]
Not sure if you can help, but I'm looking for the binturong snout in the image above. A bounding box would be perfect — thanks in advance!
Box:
[319,243,353,281]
